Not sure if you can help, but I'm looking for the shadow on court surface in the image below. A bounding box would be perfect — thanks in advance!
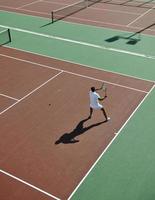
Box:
[40,21,53,28]
[105,23,155,45]
[55,117,106,144]
[105,33,141,45]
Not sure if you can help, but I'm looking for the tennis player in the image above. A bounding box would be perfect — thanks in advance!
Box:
[88,86,110,121]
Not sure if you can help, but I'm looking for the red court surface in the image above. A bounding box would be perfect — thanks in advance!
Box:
[0,47,154,200]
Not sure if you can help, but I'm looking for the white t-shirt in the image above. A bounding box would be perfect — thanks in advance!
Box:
[89,91,103,109]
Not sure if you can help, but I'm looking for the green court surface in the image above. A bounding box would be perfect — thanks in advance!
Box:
[71,88,155,200]
[1,11,155,81]
[1,10,155,200]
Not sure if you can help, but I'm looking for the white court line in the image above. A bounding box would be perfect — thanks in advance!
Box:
[18,0,140,15]
[66,70,148,93]
[0,101,19,115]
[86,5,140,15]
[0,93,19,101]
[1,7,133,27]
[68,83,155,200]
[1,24,155,60]
[0,6,154,199]
[42,0,68,6]
[65,15,155,33]
[0,53,149,93]
[127,5,155,27]
[5,45,155,84]
[0,7,154,200]
[16,0,42,9]
[0,169,60,200]
[0,53,61,71]
[0,4,137,17]
[44,0,141,15]
[0,0,143,15]
[0,71,63,115]
[1,9,155,35]
[0,56,154,200]
[0,71,63,198]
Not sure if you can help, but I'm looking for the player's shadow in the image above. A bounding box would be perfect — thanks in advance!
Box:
[55,117,106,144]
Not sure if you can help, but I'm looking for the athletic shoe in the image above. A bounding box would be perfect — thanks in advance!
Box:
[105,117,110,122]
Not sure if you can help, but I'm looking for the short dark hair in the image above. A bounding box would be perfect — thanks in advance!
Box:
[91,87,95,92]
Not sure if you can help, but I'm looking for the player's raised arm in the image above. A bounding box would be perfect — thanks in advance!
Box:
[96,82,107,97]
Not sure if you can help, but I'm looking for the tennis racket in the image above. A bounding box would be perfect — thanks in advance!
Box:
[101,82,107,97]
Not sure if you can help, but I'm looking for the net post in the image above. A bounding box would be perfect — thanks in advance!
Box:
[8,29,11,43]
[51,12,54,23]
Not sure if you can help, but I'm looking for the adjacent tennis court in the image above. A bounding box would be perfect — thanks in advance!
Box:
[0,0,155,200]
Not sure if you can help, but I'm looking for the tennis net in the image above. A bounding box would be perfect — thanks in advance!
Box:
[51,0,102,23]
[0,29,11,46]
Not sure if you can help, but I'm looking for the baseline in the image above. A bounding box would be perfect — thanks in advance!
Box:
[68,82,155,200]
[0,53,151,94]
[1,24,155,60]
[0,169,60,200]
[0,71,149,199]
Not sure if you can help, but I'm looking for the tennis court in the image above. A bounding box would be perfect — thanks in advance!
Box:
[0,0,155,200]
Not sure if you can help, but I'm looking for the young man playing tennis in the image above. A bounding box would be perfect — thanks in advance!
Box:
[88,86,110,122]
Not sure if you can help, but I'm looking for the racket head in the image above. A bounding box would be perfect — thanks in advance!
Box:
[101,82,106,90]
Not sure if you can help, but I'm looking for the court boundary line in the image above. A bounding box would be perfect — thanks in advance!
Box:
[0,1,142,16]
[0,93,19,101]
[1,24,155,61]
[0,53,149,93]
[1,8,155,35]
[1,55,154,200]
[62,16,155,38]
[42,0,68,6]
[0,6,155,200]
[1,9,155,36]
[85,4,140,15]
[0,71,63,115]
[68,83,155,200]
[47,0,142,15]
[0,56,154,200]
[17,0,42,9]
[4,45,154,84]
[127,5,155,27]
[59,15,155,33]
[0,169,61,200]
[1,5,137,18]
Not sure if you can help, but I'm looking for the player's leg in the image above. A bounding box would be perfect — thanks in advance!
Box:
[101,108,110,121]
[88,107,93,119]
[104,88,107,97]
